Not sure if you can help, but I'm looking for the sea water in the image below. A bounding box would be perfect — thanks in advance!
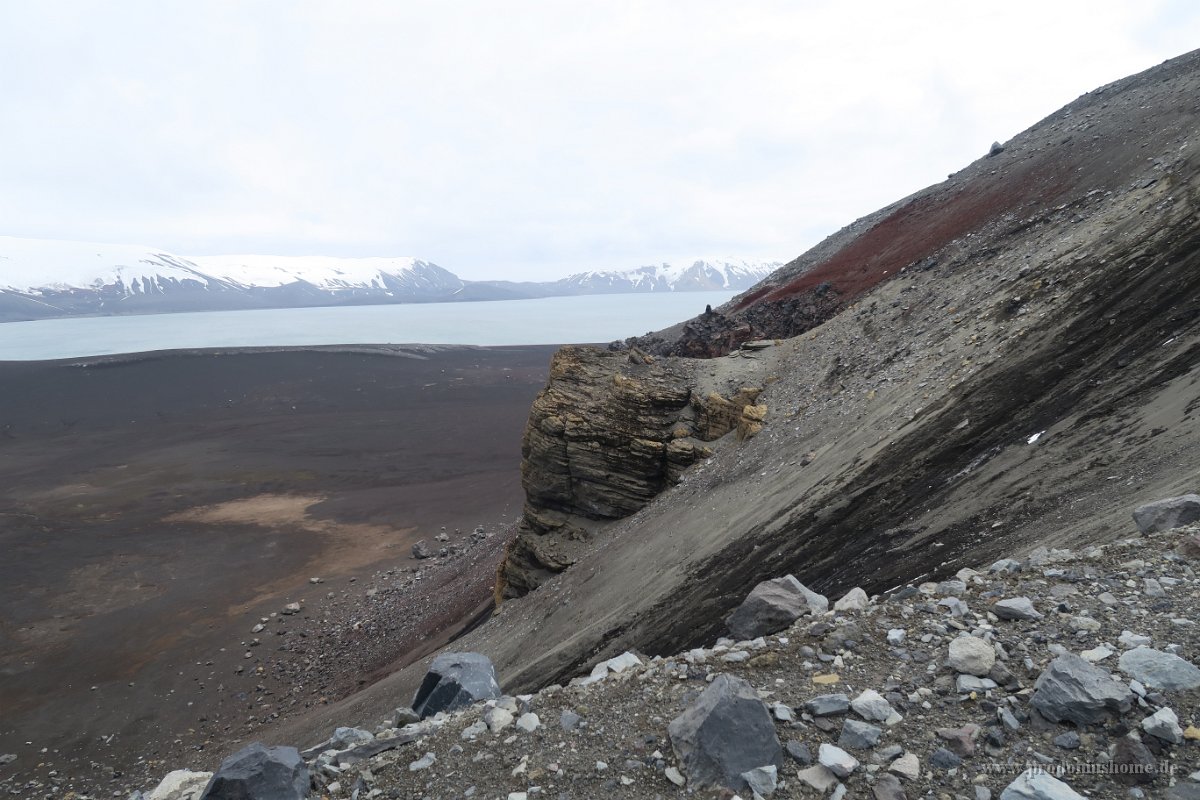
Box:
[0,291,737,360]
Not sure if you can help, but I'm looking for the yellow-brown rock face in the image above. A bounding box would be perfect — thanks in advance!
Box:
[498,346,695,598]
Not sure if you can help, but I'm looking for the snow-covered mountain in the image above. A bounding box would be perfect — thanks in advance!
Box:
[0,237,469,320]
[0,237,783,322]
[554,258,780,293]
[188,254,464,295]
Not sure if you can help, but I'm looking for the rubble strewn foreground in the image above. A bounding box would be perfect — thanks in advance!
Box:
[104,501,1200,799]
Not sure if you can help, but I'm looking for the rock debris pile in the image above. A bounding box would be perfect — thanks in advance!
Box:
[117,507,1200,800]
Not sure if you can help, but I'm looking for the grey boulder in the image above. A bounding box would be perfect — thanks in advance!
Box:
[1118,647,1200,690]
[199,743,308,800]
[329,727,372,749]
[999,768,1085,800]
[668,674,782,792]
[411,652,502,719]
[1030,653,1133,725]
[1132,494,1200,534]
[839,719,883,750]
[992,597,1042,621]
[804,693,850,716]
[726,575,828,639]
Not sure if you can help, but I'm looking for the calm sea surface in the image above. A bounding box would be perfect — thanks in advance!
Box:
[0,291,737,360]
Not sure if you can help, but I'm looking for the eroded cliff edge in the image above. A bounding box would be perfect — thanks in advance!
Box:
[497,345,771,598]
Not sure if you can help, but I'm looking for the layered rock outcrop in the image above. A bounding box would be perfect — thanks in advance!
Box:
[497,345,770,598]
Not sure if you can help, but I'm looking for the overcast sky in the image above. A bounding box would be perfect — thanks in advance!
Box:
[2,1,1198,281]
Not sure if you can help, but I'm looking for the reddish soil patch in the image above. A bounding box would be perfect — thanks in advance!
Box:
[739,157,1076,311]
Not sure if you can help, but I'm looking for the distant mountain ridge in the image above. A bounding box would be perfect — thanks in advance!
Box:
[0,237,779,322]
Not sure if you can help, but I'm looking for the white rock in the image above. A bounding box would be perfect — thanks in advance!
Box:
[408,752,436,771]
[947,635,996,676]
[665,766,686,786]
[796,765,839,792]
[1141,707,1183,744]
[999,767,1085,799]
[818,743,858,778]
[1080,646,1113,663]
[887,629,906,645]
[851,689,897,722]
[148,770,213,800]
[484,707,514,733]
[580,651,643,685]
[515,712,541,733]
[833,588,869,613]
[889,753,920,781]
[1118,630,1152,649]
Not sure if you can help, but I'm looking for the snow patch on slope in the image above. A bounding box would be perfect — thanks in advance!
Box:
[563,258,782,291]
[190,254,428,290]
[0,236,211,294]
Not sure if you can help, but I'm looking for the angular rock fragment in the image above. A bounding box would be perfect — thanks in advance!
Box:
[797,765,839,792]
[329,727,373,749]
[199,743,307,800]
[411,652,502,719]
[1142,706,1184,743]
[992,597,1042,621]
[148,770,212,800]
[833,587,869,613]
[804,693,850,716]
[740,765,777,797]
[668,674,782,792]
[838,719,883,750]
[989,559,1022,574]
[1030,653,1133,724]
[873,774,907,800]
[580,650,643,685]
[889,753,920,781]
[726,575,828,639]
[1118,647,1200,690]
[1132,494,1200,534]
[999,768,1085,800]
[850,689,897,723]
[818,743,858,778]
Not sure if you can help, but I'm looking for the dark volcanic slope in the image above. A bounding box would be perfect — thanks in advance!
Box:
[271,50,1200,745]
[0,345,554,788]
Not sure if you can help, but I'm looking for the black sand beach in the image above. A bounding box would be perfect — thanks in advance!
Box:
[0,344,555,790]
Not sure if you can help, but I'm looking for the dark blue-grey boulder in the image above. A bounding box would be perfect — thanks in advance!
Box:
[1132,494,1200,534]
[199,742,308,800]
[726,575,828,640]
[411,652,502,719]
[668,674,783,792]
[1030,653,1133,725]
